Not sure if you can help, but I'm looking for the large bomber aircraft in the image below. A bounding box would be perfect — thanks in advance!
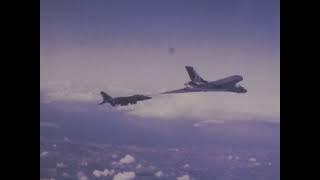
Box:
[162,66,247,94]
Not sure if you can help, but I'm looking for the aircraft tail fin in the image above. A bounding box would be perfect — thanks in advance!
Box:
[185,66,207,83]
[99,91,113,105]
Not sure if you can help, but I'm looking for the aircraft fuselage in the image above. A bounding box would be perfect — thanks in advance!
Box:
[99,91,152,107]
[184,74,247,93]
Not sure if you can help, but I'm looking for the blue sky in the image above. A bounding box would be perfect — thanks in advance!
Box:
[40,0,280,123]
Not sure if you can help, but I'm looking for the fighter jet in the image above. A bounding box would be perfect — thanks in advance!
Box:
[162,66,247,94]
[99,91,152,106]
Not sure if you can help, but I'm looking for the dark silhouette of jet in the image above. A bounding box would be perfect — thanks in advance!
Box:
[99,91,152,106]
[162,66,247,94]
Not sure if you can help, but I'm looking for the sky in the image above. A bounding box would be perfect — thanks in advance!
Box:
[40,0,280,123]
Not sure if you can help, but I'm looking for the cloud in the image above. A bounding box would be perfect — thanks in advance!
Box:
[80,161,88,167]
[193,120,225,128]
[40,81,135,104]
[77,172,88,180]
[56,162,66,168]
[168,148,180,152]
[177,174,191,180]
[248,157,261,166]
[183,164,190,168]
[78,176,88,180]
[40,80,280,123]
[154,171,164,178]
[248,157,257,162]
[110,170,116,175]
[253,162,261,166]
[40,81,100,104]
[40,151,49,158]
[118,154,135,165]
[226,155,240,161]
[93,169,114,178]
[64,137,70,142]
[193,123,201,127]
[40,122,59,128]
[128,93,280,123]
[93,170,102,178]
[149,165,156,170]
[227,155,233,160]
[113,171,135,180]
[136,164,142,169]
[62,172,70,177]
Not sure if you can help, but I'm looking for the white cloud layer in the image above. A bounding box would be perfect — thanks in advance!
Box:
[41,81,98,104]
[41,80,279,123]
[129,93,279,121]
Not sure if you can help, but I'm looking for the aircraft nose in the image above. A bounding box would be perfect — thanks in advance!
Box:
[143,96,152,99]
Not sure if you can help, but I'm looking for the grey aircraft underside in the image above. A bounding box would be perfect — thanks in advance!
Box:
[98,91,152,106]
[161,66,247,94]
